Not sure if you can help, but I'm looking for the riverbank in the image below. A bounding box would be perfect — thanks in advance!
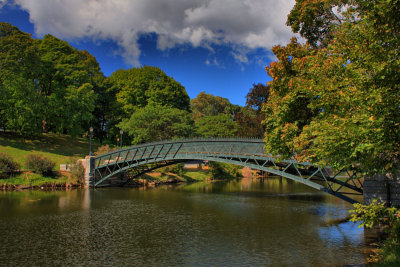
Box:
[0,132,102,170]
[0,168,217,190]
[0,171,81,190]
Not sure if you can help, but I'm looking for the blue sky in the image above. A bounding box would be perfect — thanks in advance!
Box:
[0,0,296,106]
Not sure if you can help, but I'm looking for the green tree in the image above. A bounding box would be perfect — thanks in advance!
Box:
[119,105,194,144]
[37,34,100,136]
[196,114,238,137]
[287,0,348,48]
[264,0,400,173]
[191,91,240,121]
[0,22,44,136]
[0,23,101,137]
[109,66,190,115]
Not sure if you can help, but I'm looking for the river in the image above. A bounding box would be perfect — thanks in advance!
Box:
[0,177,368,266]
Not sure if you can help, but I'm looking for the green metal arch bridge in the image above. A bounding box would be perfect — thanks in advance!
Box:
[93,138,363,203]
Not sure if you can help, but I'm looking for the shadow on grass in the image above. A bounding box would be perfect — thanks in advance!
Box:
[0,131,101,158]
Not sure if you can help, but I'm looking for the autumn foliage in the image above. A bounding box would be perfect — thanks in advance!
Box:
[264,0,400,174]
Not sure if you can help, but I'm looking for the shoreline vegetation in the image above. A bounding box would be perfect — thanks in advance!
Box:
[0,132,245,191]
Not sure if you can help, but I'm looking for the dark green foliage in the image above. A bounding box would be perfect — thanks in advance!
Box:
[172,163,185,177]
[119,105,194,144]
[264,0,400,173]
[207,162,241,179]
[109,66,190,115]
[25,154,55,176]
[196,114,238,137]
[350,200,400,264]
[191,91,240,121]
[0,152,20,177]
[287,0,349,48]
[0,23,102,137]
[106,66,191,142]
[207,161,226,179]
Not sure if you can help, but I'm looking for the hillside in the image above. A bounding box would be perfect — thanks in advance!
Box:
[0,132,102,170]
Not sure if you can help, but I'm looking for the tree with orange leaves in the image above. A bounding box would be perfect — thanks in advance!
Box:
[264,0,400,174]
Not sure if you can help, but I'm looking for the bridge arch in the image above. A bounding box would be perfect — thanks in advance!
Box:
[92,138,363,203]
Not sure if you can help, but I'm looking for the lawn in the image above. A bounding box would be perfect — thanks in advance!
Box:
[0,131,103,170]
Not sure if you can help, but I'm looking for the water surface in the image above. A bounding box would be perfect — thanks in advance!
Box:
[0,178,367,266]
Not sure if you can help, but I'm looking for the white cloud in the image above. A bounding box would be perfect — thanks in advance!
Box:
[0,0,8,8]
[15,0,296,66]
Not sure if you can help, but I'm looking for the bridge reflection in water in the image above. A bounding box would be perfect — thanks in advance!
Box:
[93,138,363,203]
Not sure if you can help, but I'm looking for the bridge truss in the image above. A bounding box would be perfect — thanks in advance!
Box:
[93,138,363,203]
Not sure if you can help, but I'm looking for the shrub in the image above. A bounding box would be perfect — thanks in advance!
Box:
[0,152,20,177]
[208,161,225,179]
[94,144,117,156]
[70,161,85,184]
[172,163,185,177]
[25,154,55,176]
[349,199,398,229]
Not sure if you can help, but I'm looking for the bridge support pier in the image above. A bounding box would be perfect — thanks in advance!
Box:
[364,174,400,206]
[78,156,95,187]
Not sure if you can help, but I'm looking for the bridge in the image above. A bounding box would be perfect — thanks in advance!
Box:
[83,138,363,203]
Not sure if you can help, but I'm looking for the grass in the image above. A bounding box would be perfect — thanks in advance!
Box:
[0,131,102,170]
[183,170,211,182]
[1,172,79,187]
[139,170,211,182]
[0,131,105,188]
[378,243,400,266]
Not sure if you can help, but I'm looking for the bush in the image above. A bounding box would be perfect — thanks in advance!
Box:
[349,199,398,229]
[350,200,400,265]
[94,144,117,156]
[25,154,55,176]
[208,161,225,179]
[70,161,85,184]
[0,152,20,177]
[172,163,185,177]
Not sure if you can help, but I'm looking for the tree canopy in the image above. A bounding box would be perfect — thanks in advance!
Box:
[191,91,240,121]
[196,114,238,138]
[108,66,190,115]
[264,0,400,174]
[119,105,194,144]
[0,22,102,136]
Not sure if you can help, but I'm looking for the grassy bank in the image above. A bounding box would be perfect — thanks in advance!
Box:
[0,132,104,188]
[0,132,101,170]
[1,172,78,189]
[140,169,212,183]
[0,132,215,188]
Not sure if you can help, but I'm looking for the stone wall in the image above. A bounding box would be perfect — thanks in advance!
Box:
[364,174,400,206]
[77,156,95,187]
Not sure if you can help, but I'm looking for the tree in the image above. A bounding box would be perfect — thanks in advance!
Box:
[264,0,400,174]
[37,34,100,136]
[191,91,240,121]
[119,105,194,144]
[0,23,101,137]
[245,83,270,112]
[109,66,190,115]
[0,23,46,136]
[234,83,270,137]
[287,0,349,48]
[234,107,264,138]
[196,114,238,137]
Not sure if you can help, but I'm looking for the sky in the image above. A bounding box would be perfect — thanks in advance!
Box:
[0,0,296,106]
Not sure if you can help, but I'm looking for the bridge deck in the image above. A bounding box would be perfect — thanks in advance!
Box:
[92,138,363,203]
